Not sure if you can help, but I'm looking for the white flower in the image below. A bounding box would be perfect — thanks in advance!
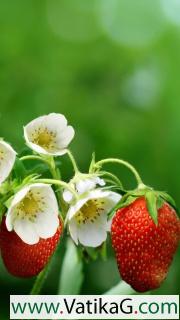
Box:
[0,140,16,184]
[24,113,75,156]
[6,183,59,245]
[63,176,121,247]
[62,176,106,203]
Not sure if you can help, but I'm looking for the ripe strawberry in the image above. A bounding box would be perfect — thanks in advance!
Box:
[0,217,62,278]
[111,197,180,292]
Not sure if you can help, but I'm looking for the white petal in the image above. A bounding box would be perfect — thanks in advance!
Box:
[42,113,67,131]
[5,212,13,231]
[14,219,39,245]
[66,196,90,221]
[95,177,106,186]
[56,126,75,148]
[103,191,121,214]
[10,185,30,208]
[30,183,59,215]
[66,189,110,221]
[0,140,16,184]
[63,190,73,203]
[76,178,96,194]
[68,219,79,245]
[24,140,50,155]
[24,113,74,155]
[47,149,68,156]
[6,186,31,231]
[34,212,59,239]
[76,218,107,247]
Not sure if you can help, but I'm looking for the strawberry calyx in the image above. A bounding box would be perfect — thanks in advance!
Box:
[108,186,178,225]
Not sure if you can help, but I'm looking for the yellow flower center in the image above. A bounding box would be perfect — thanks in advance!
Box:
[75,199,105,225]
[31,128,57,151]
[22,197,38,215]
[15,191,45,222]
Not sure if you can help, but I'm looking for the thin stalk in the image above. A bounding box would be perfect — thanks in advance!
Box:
[20,155,49,165]
[67,149,79,174]
[94,158,144,188]
[36,178,77,200]
[30,264,50,295]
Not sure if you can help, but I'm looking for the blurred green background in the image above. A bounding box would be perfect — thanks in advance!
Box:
[0,0,180,318]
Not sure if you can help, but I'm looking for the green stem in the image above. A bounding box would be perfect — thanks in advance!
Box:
[30,264,50,295]
[20,155,60,179]
[67,149,79,174]
[36,178,77,199]
[48,157,59,180]
[99,171,123,188]
[94,158,144,188]
[20,155,49,165]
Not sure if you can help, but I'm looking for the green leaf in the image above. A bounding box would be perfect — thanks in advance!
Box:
[84,247,98,261]
[89,152,96,172]
[13,158,27,180]
[99,241,107,261]
[58,239,84,294]
[158,192,177,209]
[145,191,158,225]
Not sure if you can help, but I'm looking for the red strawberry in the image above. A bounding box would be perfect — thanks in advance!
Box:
[111,197,180,292]
[0,217,62,278]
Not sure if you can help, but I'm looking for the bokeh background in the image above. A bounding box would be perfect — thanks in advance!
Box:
[0,0,180,318]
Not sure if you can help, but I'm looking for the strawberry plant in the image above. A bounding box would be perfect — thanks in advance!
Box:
[0,113,179,295]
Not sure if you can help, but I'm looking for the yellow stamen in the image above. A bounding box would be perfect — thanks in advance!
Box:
[75,199,105,225]
[15,191,45,222]
[31,127,57,151]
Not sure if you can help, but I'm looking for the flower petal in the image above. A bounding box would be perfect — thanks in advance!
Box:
[24,113,74,155]
[76,217,107,247]
[14,219,39,245]
[56,126,75,148]
[34,212,59,239]
[5,212,13,231]
[0,140,16,184]
[6,183,59,242]
[76,178,96,194]
[63,190,73,203]
[42,113,67,131]
[103,191,121,214]
[95,177,106,186]
[68,218,79,245]
[10,185,30,208]
[66,196,91,221]
[30,183,59,215]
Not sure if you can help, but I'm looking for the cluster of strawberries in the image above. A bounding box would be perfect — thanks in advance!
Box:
[0,113,179,293]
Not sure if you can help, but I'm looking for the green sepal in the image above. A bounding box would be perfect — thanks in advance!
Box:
[158,191,177,210]
[157,196,165,209]
[4,196,14,209]
[105,173,179,225]
[145,191,158,225]
[108,194,138,219]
